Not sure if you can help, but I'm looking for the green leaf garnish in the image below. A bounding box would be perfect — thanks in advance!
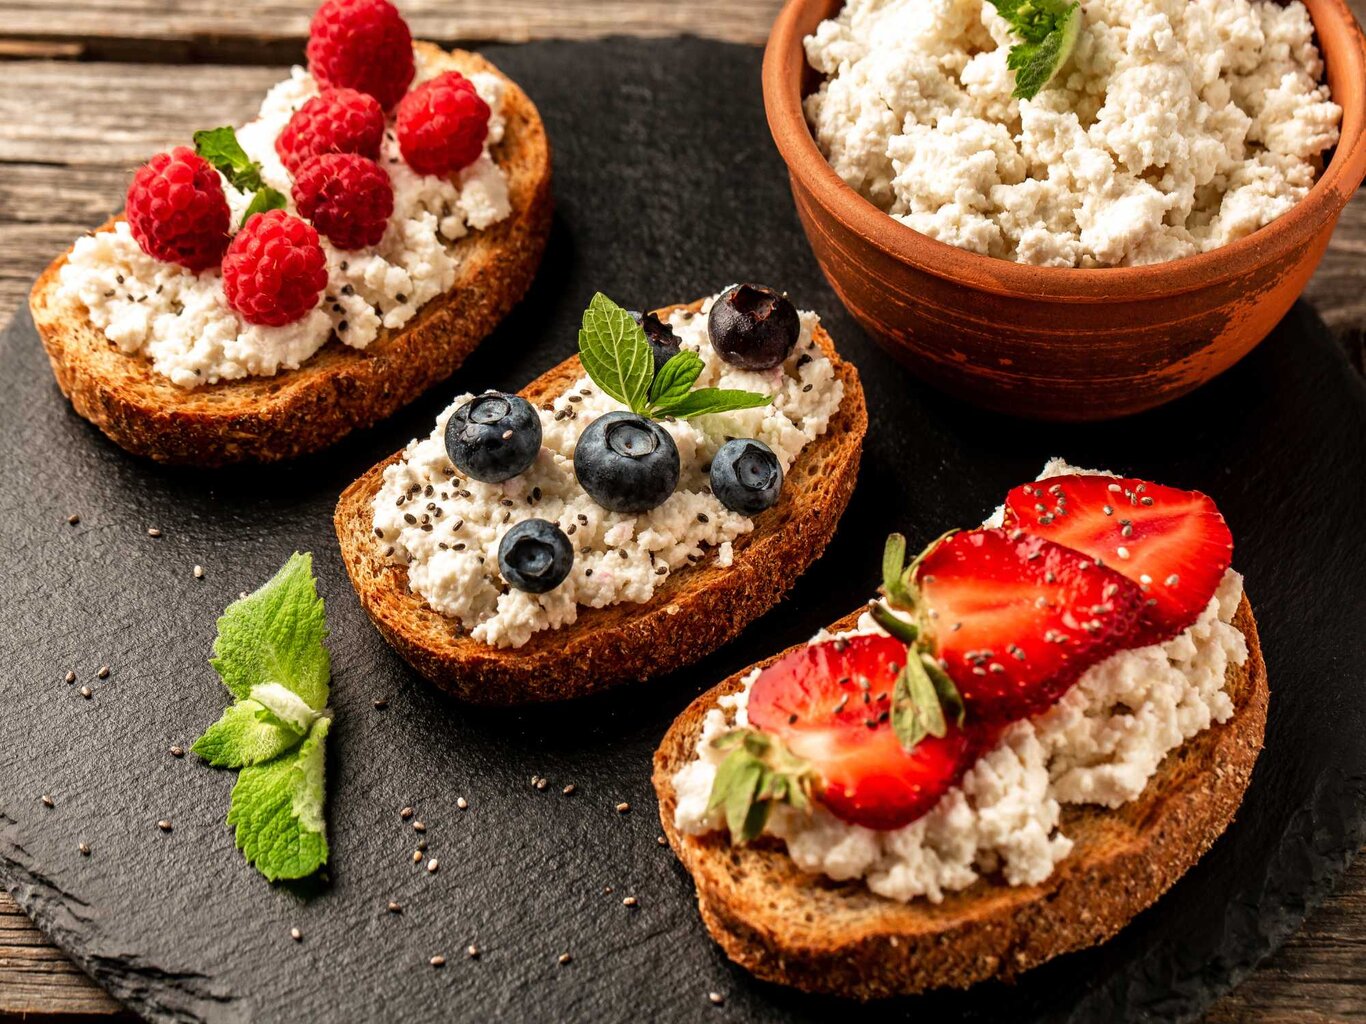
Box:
[194,553,334,883]
[239,185,287,227]
[577,293,773,421]
[881,533,916,608]
[987,0,1082,100]
[193,125,287,228]
[578,292,655,413]
[705,729,813,843]
[649,387,772,420]
[226,716,331,882]
[870,601,919,645]
[190,697,307,768]
[922,655,966,728]
[647,350,704,407]
[210,552,330,712]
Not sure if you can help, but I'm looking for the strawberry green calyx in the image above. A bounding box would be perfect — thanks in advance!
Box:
[877,532,966,752]
[705,729,815,843]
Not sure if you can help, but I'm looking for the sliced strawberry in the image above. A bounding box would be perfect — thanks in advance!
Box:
[747,634,983,830]
[915,529,1145,721]
[1002,475,1233,644]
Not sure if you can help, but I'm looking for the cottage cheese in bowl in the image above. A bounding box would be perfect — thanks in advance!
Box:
[672,460,1251,903]
[55,49,512,387]
[371,296,844,649]
[804,0,1342,266]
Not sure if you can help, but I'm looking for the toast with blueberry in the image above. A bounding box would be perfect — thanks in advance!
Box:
[334,290,867,704]
[652,472,1268,998]
[30,2,552,466]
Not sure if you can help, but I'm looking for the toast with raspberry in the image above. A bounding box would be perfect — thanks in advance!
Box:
[332,300,867,705]
[29,42,552,466]
[651,475,1266,999]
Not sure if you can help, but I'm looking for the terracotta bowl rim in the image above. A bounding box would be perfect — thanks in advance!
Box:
[763,0,1366,302]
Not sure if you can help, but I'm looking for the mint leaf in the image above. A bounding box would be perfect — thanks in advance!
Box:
[988,0,1082,100]
[210,552,330,711]
[651,387,771,420]
[922,655,966,728]
[191,698,306,768]
[193,126,264,192]
[881,533,918,609]
[240,185,287,227]
[892,653,947,751]
[578,293,654,414]
[226,716,330,882]
[647,350,704,408]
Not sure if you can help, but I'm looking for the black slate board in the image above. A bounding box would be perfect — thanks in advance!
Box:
[2,38,1365,1024]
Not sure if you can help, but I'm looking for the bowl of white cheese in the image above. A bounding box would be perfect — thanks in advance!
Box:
[763,0,1366,420]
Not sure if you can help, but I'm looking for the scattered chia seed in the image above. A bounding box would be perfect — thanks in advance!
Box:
[427,858,439,873]
[622,896,637,907]
[416,839,428,852]
[429,955,446,968]
[708,992,725,1006]
[157,820,172,832]
[412,850,423,864]
[147,527,162,538]
[615,802,630,814]
[657,836,667,846]
[456,797,468,810]
[466,944,480,959]
[373,698,388,709]
[79,686,92,699]
[558,953,572,966]
[290,927,302,942]
[413,820,426,833]
[562,784,575,796]
[41,795,54,808]
[67,514,80,526]
[387,901,402,913]
[64,671,76,684]
[78,843,91,857]
[193,565,205,579]
[97,665,110,679]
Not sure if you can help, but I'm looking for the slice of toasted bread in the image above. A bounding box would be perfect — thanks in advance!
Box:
[652,598,1268,1000]
[333,303,867,705]
[29,43,552,466]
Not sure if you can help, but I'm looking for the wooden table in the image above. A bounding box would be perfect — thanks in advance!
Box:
[1,1,1363,1019]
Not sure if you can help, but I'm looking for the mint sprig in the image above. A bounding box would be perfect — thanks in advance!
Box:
[987,0,1082,100]
[577,293,772,421]
[192,553,334,882]
[193,125,287,227]
[705,729,814,843]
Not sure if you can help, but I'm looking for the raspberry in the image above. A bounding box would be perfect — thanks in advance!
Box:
[293,153,394,250]
[125,147,231,271]
[222,210,329,326]
[306,0,414,111]
[276,87,386,176]
[395,72,490,175]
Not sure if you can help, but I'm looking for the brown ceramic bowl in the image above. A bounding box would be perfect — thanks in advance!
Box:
[764,0,1366,420]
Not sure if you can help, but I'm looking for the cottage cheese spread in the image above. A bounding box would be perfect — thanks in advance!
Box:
[672,461,1249,903]
[56,50,511,387]
[804,0,1342,266]
[371,297,844,649]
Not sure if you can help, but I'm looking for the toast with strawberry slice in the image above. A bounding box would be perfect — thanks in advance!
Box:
[653,467,1267,998]
[31,1,551,466]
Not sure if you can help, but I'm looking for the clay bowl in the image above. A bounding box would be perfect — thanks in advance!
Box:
[763,0,1366,421]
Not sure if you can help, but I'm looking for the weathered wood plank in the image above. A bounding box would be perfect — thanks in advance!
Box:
[0,0,784,62]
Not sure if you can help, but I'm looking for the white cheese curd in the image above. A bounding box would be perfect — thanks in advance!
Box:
[672,461,1249,903]
[804,0,1341,267]
[56,50,511,388]
[371,299,844,649]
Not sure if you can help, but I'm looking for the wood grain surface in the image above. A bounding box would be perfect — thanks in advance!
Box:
[0,1,1362,1021]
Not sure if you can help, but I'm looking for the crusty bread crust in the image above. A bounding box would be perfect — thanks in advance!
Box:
[29,43,552,466]
[333,306,866,705]
[652,598,1268,1000]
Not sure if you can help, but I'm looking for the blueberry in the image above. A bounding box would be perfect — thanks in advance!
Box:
[574,411,680,513]
[708,284,800,370]
[629,309,682,373]
[710,439,783,515]
[444,392,541,483]
[498,519,573,594]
